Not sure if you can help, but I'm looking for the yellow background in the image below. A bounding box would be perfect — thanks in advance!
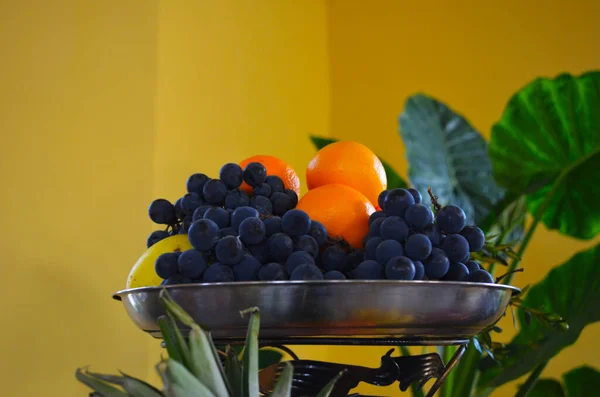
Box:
[0,0,598,396]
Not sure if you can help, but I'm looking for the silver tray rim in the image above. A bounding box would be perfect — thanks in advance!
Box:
[113,279,522,300]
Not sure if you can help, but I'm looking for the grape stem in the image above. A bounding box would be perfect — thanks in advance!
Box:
[427,187,442,212]
[495,268,524,283]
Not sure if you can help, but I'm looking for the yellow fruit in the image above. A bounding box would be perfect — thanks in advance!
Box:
[126,234,192,289]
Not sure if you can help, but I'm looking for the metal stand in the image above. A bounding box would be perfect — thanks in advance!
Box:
[217,337,468,397]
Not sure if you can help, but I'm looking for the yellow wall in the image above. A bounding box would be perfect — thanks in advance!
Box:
[148,0,331,387]
[2,0,599,396]
[325,0,600,395]
[0,1,158,395]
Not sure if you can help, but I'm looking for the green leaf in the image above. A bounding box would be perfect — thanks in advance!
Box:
[489,71,600,240]
[563,366,600,396]
[75,368,129,397]
[188,327,229,396]
[120,373,164,397]
[486,195,527,245]
[258,349,284,370]
[315,370,346,397]
[241,307,260,397]
[309,135,408,189]
[398,94,506,224]
[165,359,217,397]
[225,346,243,397]
[479,244,600,388]
[270,362,294,397]
[157,316,184,365]
[528,379,566,397]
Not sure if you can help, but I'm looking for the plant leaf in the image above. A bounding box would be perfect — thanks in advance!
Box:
[225,346,243,397]
[75,368,129,397]
[315,370,347,397]
[187,327,229,396]
[489,71,600,240]
[165,359,217,397]
[309,135,408,189]
[270,362,294,397]
[528,379,566,397]
[120,373,164,397]
[398,94,506,225]
[241,307,260,397]
[157,316,184,365]
[478,244,600,388]
[563,365,600,396]
[486,195,527,244]
[258,349,284,370]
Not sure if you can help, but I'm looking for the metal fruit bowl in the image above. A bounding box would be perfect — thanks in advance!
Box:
[113,280,520,341]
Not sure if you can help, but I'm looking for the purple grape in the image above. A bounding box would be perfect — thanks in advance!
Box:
[225,188,250,209]
[383,188,415,217]
[354,260,385,280]
[231,206,259,231]
[266,175,285,194]
[149,199,177,225]
[233,255,261,281]
[375,240,404,266]
[239,217,266,245]
[413,260,425,280]
[202,179,227,205]
[291,264,323,280]
[267,233,294,263]
[321,245,347,272]
[155,252,179,279]
[440,234,470,263]
[365,237,383,260]
[203,263,234,283]
[293,235,319,257]
[271,192,293,216]
[378,190,390,209]
[219,163,244,189]
[308,220,328,247]
[285,251,315,274]
[436,205,467,234]
[215,235,244,265]
[465,260,481,273]
[282,209,311,237]
[379,216,409,242]
[254,183,272,197]
[423,248,450,279]
[285,189,299,208]
[203,207,230,229]
[407,188,422,204]
[186,173,210,195]
[404,234,433,261]
[460,226,485,252]
[369,211,386,225]
[243,162,267,187]
[192,205,212,221]
[325,270,346,280]
[258,263,287,281]
[188,219,220,251]
[250,195,273,215]
[147,230,169,248]
[263,216,282,237]
[443,262,470,281]
[422,223,443,246]
[177,249,207,279]
[405,204,434,230]
[468,269,494,283]
[385,256,416,280]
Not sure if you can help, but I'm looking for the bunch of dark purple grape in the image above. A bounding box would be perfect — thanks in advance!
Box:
[146,162,347,284]
[357,187,494,283]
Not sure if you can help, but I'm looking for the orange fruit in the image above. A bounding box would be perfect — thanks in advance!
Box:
[306,141,386,207]
[296,184,375,249]
[239,155,300,195]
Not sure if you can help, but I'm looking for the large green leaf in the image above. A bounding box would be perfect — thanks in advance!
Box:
[529,366,600,397]
[398,94,506,224]
[563,366,600,396]
[479,244,600,388]
[489,71,600,239]
[528,379,566,397]
[309,136,408,189]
